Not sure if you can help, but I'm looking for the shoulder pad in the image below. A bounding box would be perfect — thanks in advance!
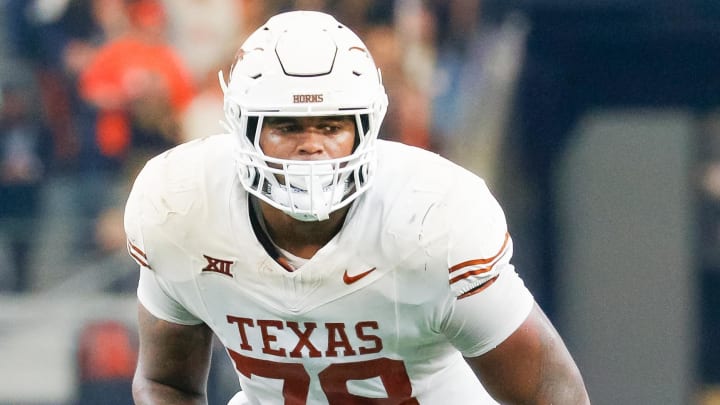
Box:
[124,135,238,281]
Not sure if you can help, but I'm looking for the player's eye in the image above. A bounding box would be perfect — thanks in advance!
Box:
[320,120,351,133]
[276,124,301,133]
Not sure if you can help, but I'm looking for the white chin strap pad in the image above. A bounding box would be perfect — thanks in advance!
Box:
[308,179,331,221]
[276,164,335,221]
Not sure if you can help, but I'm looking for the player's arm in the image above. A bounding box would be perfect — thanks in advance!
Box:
[438,170,589,403]
[133,302,215,405]
[466,303,590,404]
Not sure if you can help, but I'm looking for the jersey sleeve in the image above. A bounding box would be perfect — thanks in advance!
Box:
[125,159,203,325]
[445,169,512,297]
[124,155,167,272]
[137,267,204,325]
[440,167,534,356]
[123,144,201,282]
[442,265,534,357]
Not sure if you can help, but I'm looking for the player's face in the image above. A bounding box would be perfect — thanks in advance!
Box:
[259,116,356,161]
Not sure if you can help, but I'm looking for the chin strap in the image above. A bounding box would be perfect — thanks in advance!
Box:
[309,178,331,221]
[267,182,332,222]
[269,163,336,222]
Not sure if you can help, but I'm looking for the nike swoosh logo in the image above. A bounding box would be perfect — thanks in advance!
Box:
[343,267,377,284]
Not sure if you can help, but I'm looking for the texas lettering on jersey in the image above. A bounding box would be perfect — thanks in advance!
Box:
[226,316,383,358]
[225,315,419,405]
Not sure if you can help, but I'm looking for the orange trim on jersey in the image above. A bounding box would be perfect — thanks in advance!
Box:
[127,240,148,259]
[276,257,295,273]
[127,239,151,269]
[448,232,510,273]
[450,264,500,285]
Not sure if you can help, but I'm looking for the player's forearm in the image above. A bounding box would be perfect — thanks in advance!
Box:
[474,357,590,405]
[528,316,591,404]
[468,304,591,404]
[531,363,590,405]
[132,375,208,405]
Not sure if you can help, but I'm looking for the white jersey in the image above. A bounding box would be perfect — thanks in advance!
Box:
[125,135,534,405]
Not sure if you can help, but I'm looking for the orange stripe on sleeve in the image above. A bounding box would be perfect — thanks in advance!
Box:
[128,240,147,258]
[448,232,510,273]
[127,239,151,269]
[450,266,496,285]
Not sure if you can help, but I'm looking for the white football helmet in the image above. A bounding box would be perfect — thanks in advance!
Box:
[220,11,388,221]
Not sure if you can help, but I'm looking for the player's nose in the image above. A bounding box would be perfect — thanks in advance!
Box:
[295,129,326,157]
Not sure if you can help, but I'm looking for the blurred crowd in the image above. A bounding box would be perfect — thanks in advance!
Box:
[0,0,520,294]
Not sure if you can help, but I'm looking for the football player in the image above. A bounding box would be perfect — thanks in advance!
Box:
[125,10,590,405]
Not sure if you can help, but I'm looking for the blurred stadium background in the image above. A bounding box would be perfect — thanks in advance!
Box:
[1,0,719,404]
